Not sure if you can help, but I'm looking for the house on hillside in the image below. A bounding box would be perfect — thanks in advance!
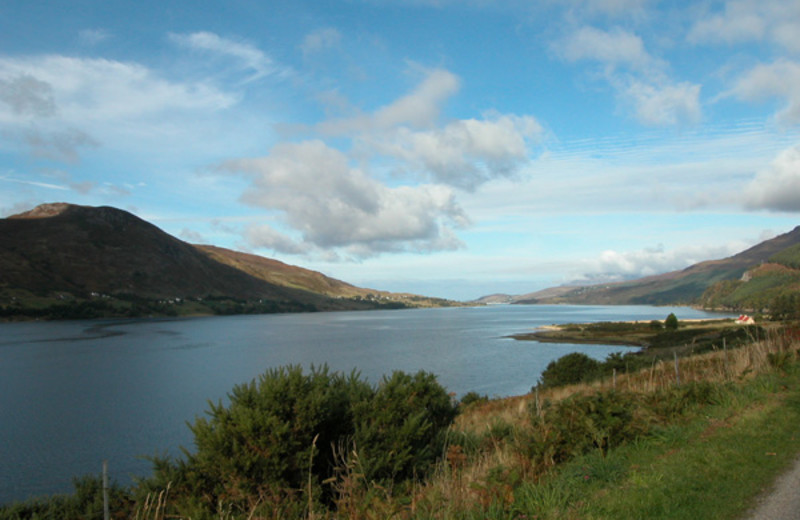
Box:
[735,314,755,325]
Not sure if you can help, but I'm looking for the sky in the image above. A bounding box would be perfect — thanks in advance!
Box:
[2,0,800,301]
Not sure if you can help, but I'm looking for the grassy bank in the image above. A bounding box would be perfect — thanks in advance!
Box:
[3,326,800,519]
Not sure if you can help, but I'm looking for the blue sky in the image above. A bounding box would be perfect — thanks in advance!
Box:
[2,0,800,300]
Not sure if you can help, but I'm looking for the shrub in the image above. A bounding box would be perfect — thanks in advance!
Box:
[528,391,648,470]
[537,352,601,389]
[143,365,456,515]
[649,319,663,330]
[665,313,679,330]
[351,370,458,483]
[460,391,489,408]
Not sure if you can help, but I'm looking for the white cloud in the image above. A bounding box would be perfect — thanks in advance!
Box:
[0,174,69,191]
[555,25,702,127]
[309,67,539,190]
[221,140,469,257]
[623,79,702,126]
[688,0,800,53]
[556,26,652,69]
[729,60,800,124]
[301,28,342,57]
[0,55,235,124]
[366,113,543,189]
[169,31,281,82]
[575,241,750,282]
[0,54,240,163]
[744,144,800,211]
[316,67,460,135]
[245,224,309,255]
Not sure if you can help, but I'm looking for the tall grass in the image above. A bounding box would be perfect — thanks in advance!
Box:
[402,326,800,519]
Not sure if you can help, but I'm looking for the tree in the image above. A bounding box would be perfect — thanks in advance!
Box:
[665,313,679,330]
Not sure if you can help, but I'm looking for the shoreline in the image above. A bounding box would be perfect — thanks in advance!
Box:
[508,317,737,348]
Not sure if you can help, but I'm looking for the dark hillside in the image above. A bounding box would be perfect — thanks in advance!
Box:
[0,204,337,309]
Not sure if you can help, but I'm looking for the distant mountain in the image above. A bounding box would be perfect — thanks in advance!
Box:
[197,244,458,307]
[0,203,453,318]
[491,226,800,307]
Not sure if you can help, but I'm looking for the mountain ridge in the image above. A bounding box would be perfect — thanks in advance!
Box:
[480,225,800,307]
[0,203,455,318]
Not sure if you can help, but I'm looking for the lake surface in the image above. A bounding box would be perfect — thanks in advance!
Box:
[0,304,729,504]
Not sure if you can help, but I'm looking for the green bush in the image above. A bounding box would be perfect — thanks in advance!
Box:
[537,352,601,389]
[665,313,679,330]
[351,370,458,483]
[143,365,456,515]
[460,391,489,408]
[528,391,647,467]
[649,319,663,330]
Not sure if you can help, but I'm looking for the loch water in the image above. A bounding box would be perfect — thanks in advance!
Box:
[0,304,729,503]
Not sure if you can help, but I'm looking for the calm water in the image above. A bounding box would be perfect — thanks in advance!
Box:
[0,304,728,503]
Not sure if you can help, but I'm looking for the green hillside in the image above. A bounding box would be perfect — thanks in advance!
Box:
[512,225,800,308]
[700,245,800,316]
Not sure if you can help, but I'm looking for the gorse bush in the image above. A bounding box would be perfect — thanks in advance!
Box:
[528,391,646,470]
[351,370,457,483]
[142,365,457,516]
[537,352,601,389]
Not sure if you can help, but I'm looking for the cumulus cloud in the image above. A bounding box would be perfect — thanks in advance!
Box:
[575,241,750,282]
[744,144,800,211]
[623,79,702,126]
[556,26,652,69]
[688,0,800,53]
[728,60,800,125]
[308,67,540,190]
[366,113,543,189]
[316,68,460,135]
[169,31,282,82]
[221,140,469,257]
[245,224,310,255]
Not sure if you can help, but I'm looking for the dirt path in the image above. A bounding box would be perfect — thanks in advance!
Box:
[745,456,800,519]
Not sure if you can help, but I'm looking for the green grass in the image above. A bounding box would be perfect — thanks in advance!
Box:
[509,369,800,520]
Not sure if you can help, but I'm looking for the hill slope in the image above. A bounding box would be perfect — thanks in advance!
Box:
[503,225,800,306]
[0,203,442,317]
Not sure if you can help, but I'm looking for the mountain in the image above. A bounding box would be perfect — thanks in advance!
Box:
[196,245,376,299]
[196,244,459,307]
[0,203,450,318]
[494,225,800,307]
